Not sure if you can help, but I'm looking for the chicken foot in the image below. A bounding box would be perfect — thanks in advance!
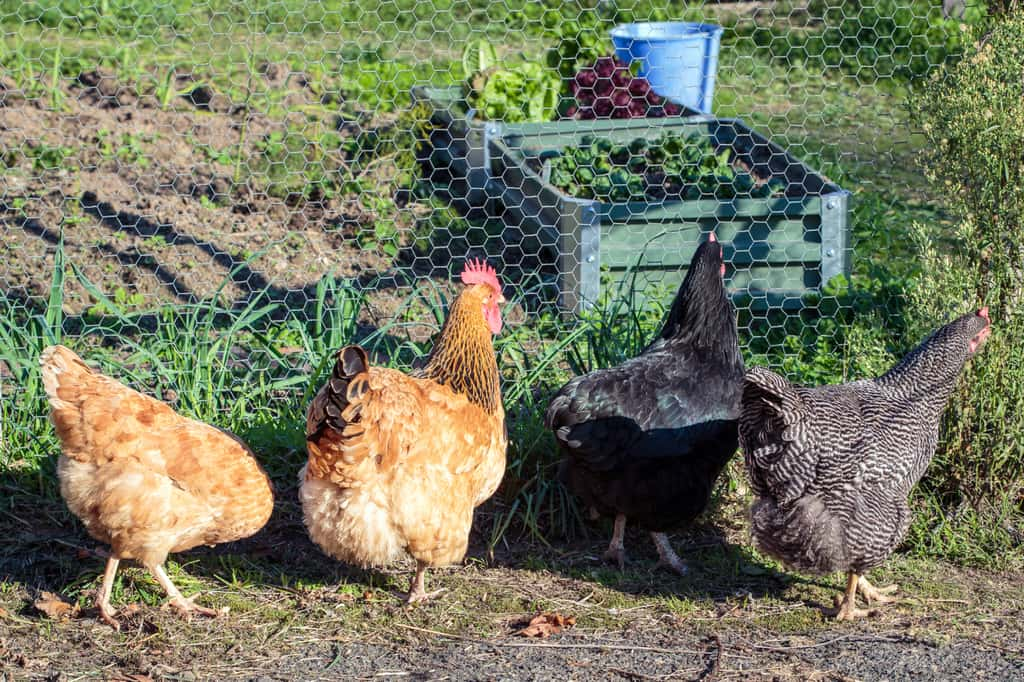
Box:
[651,533,689,575]
[405,560,446,605]
[857,576,900,606]
[827,572,875,620]
[96,557,121,630]
[825,572,902,620]
[150,564,225,619]
[602,514,628,570]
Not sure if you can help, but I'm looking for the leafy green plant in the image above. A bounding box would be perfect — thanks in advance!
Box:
[908,13,1024,548]
[544,11,611,82]
[248,124,344,201]
[463,40,560,123]
[542,132,784,202]
[151,65,208,111]
[28,141,73,172]
[97,130,151,167]
[461,38,497,79]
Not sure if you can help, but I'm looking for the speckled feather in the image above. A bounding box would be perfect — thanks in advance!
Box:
[738,311,991,575]
[545,239,745,531]
[302,283,507,569]
[40,345,275,569]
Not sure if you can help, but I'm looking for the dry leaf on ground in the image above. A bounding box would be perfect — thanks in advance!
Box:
[33,592,79,621]
[514,612,577,638]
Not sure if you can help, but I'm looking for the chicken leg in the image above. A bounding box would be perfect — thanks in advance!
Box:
[651,533,689,575]
[828,572,873,620]
[96,557,121,630]
[150,564,224,619]
[406,560,446,605]
[603,514,628,569]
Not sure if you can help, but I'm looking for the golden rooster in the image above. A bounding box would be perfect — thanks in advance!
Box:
[40,345,275,629]
[301,260,508,603]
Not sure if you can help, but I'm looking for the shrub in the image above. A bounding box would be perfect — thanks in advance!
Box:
[911,14,1024,527]
[745,0,980,82]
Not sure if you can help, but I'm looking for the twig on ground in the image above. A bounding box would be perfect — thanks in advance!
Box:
[707,634,723,680]
[747,633,904,653]
[606,666,701,681]
[393,622,705,655]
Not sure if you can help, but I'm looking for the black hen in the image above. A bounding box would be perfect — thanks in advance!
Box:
[545,234,744,573]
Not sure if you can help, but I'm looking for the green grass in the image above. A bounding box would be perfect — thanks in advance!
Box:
[3,238,1020,569]
[0,0,1021,576]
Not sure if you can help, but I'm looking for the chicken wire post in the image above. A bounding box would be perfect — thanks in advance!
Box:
[820,190,852,287]
[561,200,602,314]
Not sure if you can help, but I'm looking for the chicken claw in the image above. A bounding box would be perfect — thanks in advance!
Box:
[164,595,225,620]
[151,564,225,620]
[97,602,121,630]
[403,561,446,606]
[857,576,900,606]
[602,514,628,570]
[825,572,877,621]
[827,594,874,621]
[651,533,689,576]
[405,587,447,605]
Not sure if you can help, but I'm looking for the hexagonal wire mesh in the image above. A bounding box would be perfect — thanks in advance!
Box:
[0,1,981,530]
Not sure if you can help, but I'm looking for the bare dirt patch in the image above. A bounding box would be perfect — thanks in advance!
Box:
[0,74,420,321]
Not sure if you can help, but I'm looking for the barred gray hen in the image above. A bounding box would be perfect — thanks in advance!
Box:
[545,233,744,574]
[739,308,991,620]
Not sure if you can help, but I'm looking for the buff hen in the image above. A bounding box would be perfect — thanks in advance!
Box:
[301,260,507,603]
[739,308,991,620]
[40,345,274,629]
[545,233,744,573]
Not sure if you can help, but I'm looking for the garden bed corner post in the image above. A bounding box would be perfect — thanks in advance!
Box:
[561,200,601,314]
[820,189,852,287]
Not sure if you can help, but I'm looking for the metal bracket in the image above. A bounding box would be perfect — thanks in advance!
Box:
[561,200,601,314]
[820,190,851,287]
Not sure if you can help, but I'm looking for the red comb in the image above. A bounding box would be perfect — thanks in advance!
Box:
[708,231,717,243]
[461,258,501,292]
[979,306,990,322]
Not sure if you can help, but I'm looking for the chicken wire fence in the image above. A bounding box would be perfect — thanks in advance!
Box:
[0,1,979,420]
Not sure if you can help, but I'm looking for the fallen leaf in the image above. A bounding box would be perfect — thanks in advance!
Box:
[0,606,9,618]
[514,612,576,638]
[121,603,142,616]
[33,592,79,621]
[325,591,355,603]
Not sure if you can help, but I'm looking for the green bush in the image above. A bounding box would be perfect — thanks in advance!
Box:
[911,13,1024,529]
[745,0,980,82]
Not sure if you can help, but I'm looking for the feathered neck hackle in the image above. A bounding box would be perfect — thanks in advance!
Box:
[419,287,502,414]
[875,311,988,406]
[657,244,741,368]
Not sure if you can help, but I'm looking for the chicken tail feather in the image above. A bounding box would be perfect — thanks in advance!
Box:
[306,345,370,442]
[40,345,93,406]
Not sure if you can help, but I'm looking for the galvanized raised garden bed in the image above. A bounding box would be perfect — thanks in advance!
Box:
[410,85,493,205]
[410,85,703,206]
[488,116,850,313]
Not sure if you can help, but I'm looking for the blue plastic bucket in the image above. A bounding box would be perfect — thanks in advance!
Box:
[610,22,723,115]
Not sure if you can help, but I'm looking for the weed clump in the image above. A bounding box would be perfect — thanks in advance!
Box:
[907,13,1024,559]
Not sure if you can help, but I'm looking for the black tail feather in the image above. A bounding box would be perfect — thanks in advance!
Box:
[306,345,370,441]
